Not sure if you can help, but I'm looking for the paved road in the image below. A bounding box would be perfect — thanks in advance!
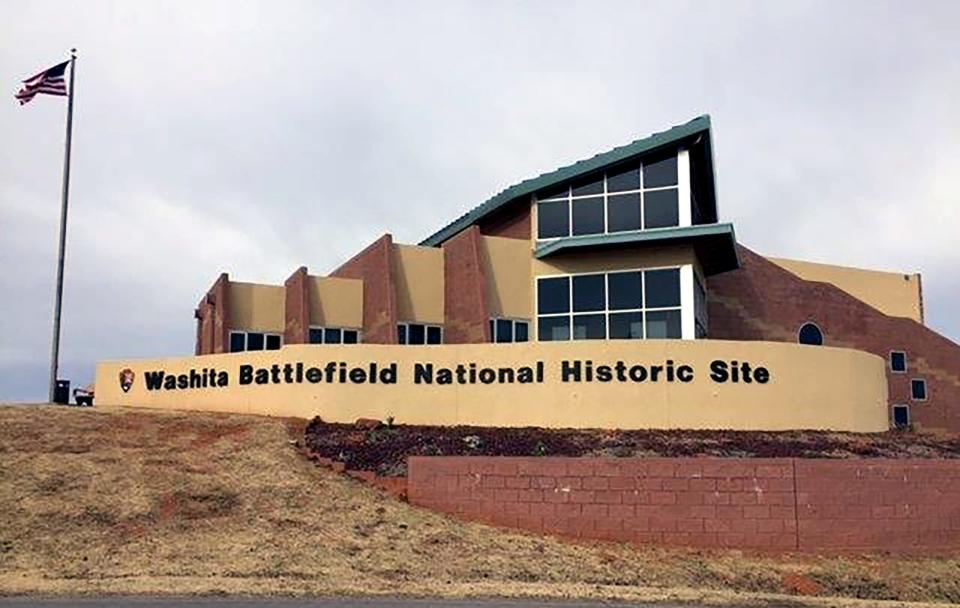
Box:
[0,598,707,608]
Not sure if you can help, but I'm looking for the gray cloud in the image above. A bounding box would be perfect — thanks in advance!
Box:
[2,0,958,400]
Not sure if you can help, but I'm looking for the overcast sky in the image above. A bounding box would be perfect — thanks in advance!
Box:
[2,0,958,401]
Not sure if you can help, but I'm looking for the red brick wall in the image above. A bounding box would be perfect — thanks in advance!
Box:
[442,225,491,344]
[708,246,960,432]
[284,266,309,346]
[407,456,960,554]
[477,200,530,240]
[330,234,398,344]
[194,273,230,354]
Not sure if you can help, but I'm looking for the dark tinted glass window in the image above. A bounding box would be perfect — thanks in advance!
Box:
[609,311,644,339]
[644,189,679,228]
[538,277,570,314]
[537,184,568,201]
[427,326,442,345]
[515,321,529,342]
[246,332,265,351]
[495,319,512,343]
[911,379,927,400]
[643,155,678,188]
[572,175,603,197]
[538,316,570,341]
[606,166,640,192]
[397,325,407,344]
[607,193,641,232]
[230,333,245,352]
[893,405,910,428]
[573,274,605,312]
[890,351,906,372]
[343,329,358,344]
[324,328,342,344]
[265,334,281,350]
[572,314,605,340]
[309,328,323,344]
[646,310,681,339]
[408,324,425,345]
[645,269,680,308]
[538,201,569,238]
[608,271,643,310]
[572,197,604,235]
[798,323,823,346]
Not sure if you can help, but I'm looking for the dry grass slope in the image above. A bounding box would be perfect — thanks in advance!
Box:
[0,405,958,607]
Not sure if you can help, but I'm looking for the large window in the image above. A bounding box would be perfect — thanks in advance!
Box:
[230,331,282,352]
[537,154,680,240]
[309,326,360,345]
[537,268,682,341]
[398,323,442,345]
[489,318,529,343]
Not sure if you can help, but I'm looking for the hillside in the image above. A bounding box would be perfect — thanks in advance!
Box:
[1,404,958,606]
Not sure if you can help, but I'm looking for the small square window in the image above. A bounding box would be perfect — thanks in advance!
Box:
[309,328,323,344]
[495,319,512,343]
[538,201,569,239]
[426,326,442,345]
[343,329,359,344]
[407,324,426,345]
[538,277,570,314]
[890,351,907,373]
[515,321,529,342]
[538,316,570,341]
[246,332,265,351]
[230,332,246,353]
[324,328,342,344]
[265,334,282,350]
[911,379,927,401]
[892,404,910,429]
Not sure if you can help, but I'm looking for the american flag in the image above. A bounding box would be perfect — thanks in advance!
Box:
[15,60,69,105]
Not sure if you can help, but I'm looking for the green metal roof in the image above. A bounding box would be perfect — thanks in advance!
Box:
[420,115,714,247]
[534,223,740,276]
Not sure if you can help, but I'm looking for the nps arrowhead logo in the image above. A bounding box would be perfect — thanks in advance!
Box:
[118,368,135,393]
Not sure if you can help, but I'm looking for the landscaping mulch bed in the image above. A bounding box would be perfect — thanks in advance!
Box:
[302,417,960,477]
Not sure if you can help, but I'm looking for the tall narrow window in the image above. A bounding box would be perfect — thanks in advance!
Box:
[892,404,910,429]
[911,379,927,401]
[890,351,907,373]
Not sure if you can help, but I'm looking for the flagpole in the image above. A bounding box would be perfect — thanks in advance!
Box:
[48,49,76,404]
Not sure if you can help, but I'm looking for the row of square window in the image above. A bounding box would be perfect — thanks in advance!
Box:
[536,155,678,200]
[538,190,679,239]
[536,156,680,240]
[538,269,680,315]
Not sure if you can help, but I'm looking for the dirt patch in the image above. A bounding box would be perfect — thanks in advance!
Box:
[302,418,960,476]
[1,404,959,607]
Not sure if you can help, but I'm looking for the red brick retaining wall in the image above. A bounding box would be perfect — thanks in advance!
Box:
[407,456,960,554]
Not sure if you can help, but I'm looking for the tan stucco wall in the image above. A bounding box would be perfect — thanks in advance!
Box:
[95,340,888,432]
[228,282,285,332]
[308,276,363,329]
[532,245,697,277]
[393,244,444,324]
[768,257,923,322]
[481,235,533,319]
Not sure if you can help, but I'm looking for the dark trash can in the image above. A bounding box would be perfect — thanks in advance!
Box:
[53,379,70,405]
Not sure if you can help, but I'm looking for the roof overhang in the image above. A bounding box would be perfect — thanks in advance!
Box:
[421,115,717,247]
[534,223,740,276]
